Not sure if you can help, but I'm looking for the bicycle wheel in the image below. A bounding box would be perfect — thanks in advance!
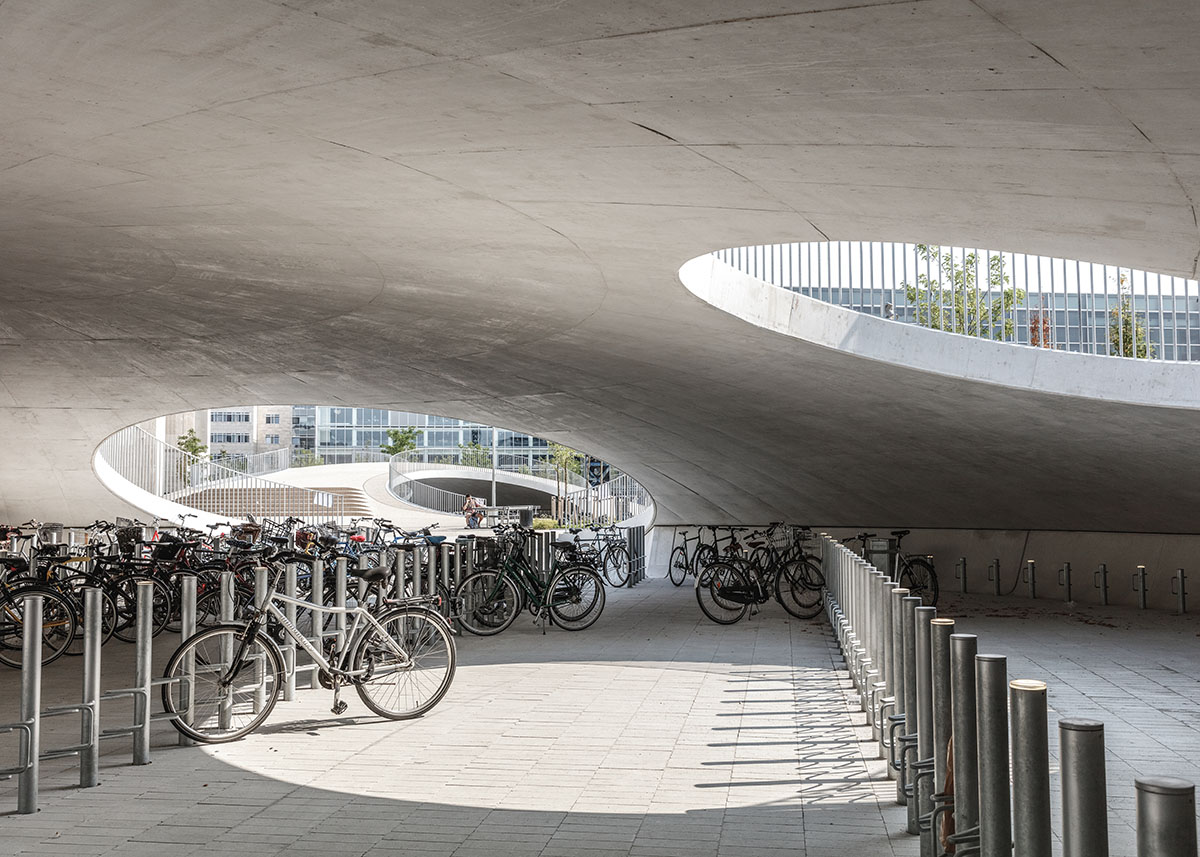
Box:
[774,559,825,619]
[668,546,689,586]
[57,575,118,654]
[602,543,630,587]
[456,570,520,636]
[899,557,939,607]
[353,606,456,719]
[0,587,78,668]
[547,566,606,631]
[695,562,749,625]
[111,574,172,642]
[692,543,717,577]
[161,624,284,743]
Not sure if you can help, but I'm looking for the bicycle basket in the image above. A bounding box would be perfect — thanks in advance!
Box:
[260,518,290,539]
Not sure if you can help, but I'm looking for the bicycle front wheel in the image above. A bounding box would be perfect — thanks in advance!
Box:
[547,566,606,630]
[602,543,630,587]
[695,563,749,625]
[899,558,939,607]
[353,606,456,719]
[775,559,824,619]
[0,587,78,669]
[457,570,520,636]
[668,546,689,586]
[162,624,284,743]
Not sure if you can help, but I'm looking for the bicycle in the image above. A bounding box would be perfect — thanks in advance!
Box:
[846,530,938,606]
[161,560,456,743]
[456,525,605,635]
[693,525,825,624]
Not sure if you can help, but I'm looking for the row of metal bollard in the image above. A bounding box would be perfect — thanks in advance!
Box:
[0,579,195,814]
[954,557,1189,613]
[824,535,1198,857]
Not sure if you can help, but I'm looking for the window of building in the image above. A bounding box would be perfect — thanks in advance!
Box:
[211,411,250,423]
[265,434,280,445]
[265,414,280,424]
[211,433,251,444]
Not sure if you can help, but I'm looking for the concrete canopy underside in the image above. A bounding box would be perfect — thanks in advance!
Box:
[3,0,1200,531]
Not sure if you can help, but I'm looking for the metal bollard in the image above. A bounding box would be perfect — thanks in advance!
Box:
[889,587,910,790]
[1060,561,1074,602]
[283,564,297,702]
[335,557,348,649]
[1060,719,1108,857]
[957,556,968,593]
[439,543,451,591]
[178,575,196,747]
[914,606,937,847]
[902,596,921,825]
[1095,563,1110,605]
[18,593,43,814]
[1173,569,1188,615]
[133,580,153,766]
[930,619,954,808]
[393,549,406,600]
[253,567,268,714]
[220,572,234,728]
[977,654,1012,857]
[1010,679,1051,857]
[951,634,980,845]
[1025,559,1038,599]
[1134,565,1149,609]
[1136,777,1197,857]
[426,544,438,595]
[311,559,325,660]
[82,587,103,783]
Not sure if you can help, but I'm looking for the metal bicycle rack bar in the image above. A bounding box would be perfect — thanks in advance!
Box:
[819,533,1198,857]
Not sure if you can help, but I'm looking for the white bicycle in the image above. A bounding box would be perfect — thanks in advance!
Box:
[162,562,456,743]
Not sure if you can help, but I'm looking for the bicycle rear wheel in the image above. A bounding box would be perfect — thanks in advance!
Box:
[775,559,824,619]
[547,566,606,631]
[161,624,284,743]
[353,606,456,719]
[457,570,520,636]
[0,587,78,668]
[695,563,749,625]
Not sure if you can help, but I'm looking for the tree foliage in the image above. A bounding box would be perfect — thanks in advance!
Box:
[380,426,421,456]
[291,448,325,467]
[458,441,492,468]
[1108,288,1154,358]
[904,245,1024,339]
[177,428,207,459]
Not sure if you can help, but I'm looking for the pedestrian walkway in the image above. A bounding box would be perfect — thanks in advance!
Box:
[1,578,1196,856]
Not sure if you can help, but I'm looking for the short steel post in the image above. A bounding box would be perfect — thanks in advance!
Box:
[133,580,153,765]
[1011,679,1051,857]
[253,567,268,714]
[902,595,921,826]
[467,540,476,576]
[951,634,980,843]
[18,593,43,814]
[220,571,234,728]
[890,587,910,791]
[1096,563,1110,605]
[311,559,324,661]
[1173,569,1188,615]
[453,543,463,588]
[977,654,1012,857]
[1136,777,1197,857]
[81,587,102,785]
[958,556,968,593]
[915,605,936,848]
[426,543,437,595]
[283,563,297,702]
[1135,565,1149,609]
[439,543,451,591]
[1060,561,1074,602]
[335,557,348,650]
[393,549,406,600]
[1025,559,1037,599]
[178,573,196,746]
[931,619,954,809]
[1060,719,1108,857]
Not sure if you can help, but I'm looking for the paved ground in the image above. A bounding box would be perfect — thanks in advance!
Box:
[0,576,1197,856]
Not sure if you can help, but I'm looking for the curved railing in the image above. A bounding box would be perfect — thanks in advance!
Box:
[95,426,346,523]
[714,242,1200,361]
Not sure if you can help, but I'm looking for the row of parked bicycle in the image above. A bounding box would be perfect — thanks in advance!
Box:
[671,524,938,625]
[0,514,634,672]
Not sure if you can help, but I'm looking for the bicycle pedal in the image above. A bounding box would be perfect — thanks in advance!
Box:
[331,700,348,715]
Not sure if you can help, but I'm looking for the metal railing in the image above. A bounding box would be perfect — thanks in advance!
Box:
[561,472,654,527]
[96,426,346,523]
[823,534,1198,857]
[715,242,1200,361]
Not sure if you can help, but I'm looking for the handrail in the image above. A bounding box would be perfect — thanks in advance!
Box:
[714,241,1200,361]
[95,426,345,523]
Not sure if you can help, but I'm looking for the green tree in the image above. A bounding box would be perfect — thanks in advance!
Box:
[212,449,247,472]
[904,245,1024,339]
[291,448,325,467]
[458,441,492,468]
[380,426,421,456]
[1108,287,1153,358]
[177,428,207,459]
[548,442,583,523]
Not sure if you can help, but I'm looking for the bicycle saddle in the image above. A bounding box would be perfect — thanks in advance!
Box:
[891,529,911,538]
[227,538,253,549]
[349,564,388,584]
[266,536,289,545]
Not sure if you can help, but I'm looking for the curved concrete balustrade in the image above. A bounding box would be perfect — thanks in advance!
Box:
[681,253,1200,410]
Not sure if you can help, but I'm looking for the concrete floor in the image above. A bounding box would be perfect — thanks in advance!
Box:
[0,578,1197,856]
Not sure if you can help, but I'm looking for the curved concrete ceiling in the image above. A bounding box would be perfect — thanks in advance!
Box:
[3,0,1200,531]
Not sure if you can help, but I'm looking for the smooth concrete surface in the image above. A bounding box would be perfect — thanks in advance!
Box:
[3,1,1200,531]
[2,579,1198,855]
